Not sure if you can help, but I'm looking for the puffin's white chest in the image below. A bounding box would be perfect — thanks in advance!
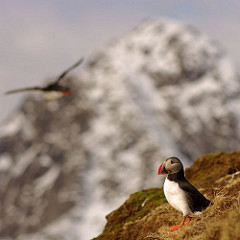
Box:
[44,91,64,101]
[163,178,192,216]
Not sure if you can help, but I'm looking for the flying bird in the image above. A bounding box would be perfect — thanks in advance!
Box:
[158,157,210,231]
[6,58,84,102]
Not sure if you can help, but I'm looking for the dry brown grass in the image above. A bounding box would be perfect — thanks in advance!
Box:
[139,179,240,240]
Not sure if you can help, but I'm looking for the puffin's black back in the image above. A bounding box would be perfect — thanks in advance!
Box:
[43,82,69,92]
[179,179,210,212]
[168,168,210,213]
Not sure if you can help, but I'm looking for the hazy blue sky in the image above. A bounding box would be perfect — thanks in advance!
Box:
[1,0,240,122]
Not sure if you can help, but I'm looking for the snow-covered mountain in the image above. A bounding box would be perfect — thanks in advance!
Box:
[0,19,240,240]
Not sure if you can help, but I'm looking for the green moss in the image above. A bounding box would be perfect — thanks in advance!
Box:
[126,188,166,222]
[94,188,166,240]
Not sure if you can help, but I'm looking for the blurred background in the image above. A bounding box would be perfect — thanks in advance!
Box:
[1,0,240,123]
[1,1,240,240]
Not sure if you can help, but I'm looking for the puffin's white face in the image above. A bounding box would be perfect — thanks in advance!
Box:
[158,157,183,175]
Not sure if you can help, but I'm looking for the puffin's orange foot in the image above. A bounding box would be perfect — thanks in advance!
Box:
[170,224,183,231]
[184,217,191,225]
[170,216,187,231]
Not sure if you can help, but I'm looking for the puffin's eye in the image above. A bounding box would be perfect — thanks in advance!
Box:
[171,160,174,164]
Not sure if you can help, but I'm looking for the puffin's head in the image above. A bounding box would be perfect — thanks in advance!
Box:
[158,157,183,175]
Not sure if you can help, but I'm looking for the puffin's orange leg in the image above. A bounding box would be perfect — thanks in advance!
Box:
[170,216,186,231]
[184,216,191,225]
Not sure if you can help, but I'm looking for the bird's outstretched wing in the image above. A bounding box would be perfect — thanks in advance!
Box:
[55,57,84,83]
[6,57,84,95]
[6,87,43,95]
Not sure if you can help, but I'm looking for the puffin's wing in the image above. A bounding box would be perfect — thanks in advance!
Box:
[5,87,43,95]
[179,180,210,213]
[55,57,84,83]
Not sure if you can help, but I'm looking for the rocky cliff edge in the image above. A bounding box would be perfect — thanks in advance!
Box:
[94,151,240,240]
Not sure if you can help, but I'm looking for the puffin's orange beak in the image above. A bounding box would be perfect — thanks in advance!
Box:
[158,161,168,175]
[64,91,71,96]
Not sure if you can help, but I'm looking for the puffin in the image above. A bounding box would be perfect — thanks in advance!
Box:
[6,57,84,102]
[158,157,210,231]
